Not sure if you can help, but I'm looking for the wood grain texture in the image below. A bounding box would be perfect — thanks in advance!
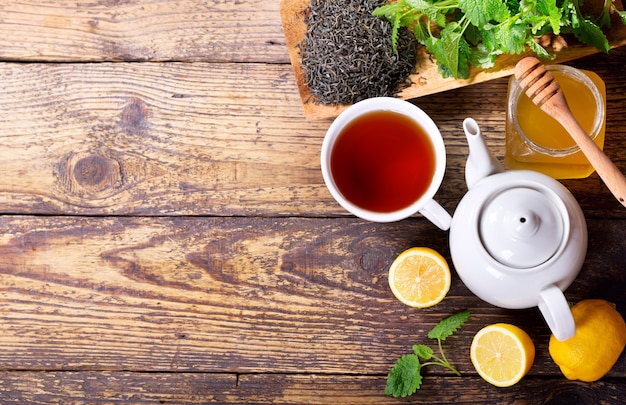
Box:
[0,372,623,404]
[0,62,328,215]
[0,0,289,63]
[0,216,623,376]
[1,49,626,217]
[1,0,625,402]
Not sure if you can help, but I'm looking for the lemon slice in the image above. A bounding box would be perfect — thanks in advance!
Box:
[470,323,535,387]
[388,247,451,308]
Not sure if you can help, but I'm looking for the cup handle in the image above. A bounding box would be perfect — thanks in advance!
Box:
[538,285,575,341]
[419,199,452,231]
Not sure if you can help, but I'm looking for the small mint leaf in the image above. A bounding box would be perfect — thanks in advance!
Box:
[459,0,510,27]
[413,20,429,43]
[427,22,471,79]
[573,18,610,52]
[413,344,434,360]
[536,0,563,34]
[527,38,553,60]
[428,310,471,341]
[407,0,448,24]
[385,354,422,398]
[468,42,499,69]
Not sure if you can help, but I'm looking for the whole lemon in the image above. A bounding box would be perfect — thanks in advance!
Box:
[549,299,626,382]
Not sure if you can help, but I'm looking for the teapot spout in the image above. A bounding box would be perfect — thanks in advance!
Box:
[463,118,503,189]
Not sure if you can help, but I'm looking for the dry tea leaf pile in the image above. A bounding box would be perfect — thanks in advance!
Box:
[299,0,418,105]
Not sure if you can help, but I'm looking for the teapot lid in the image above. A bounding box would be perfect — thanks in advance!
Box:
[479,187,566,268]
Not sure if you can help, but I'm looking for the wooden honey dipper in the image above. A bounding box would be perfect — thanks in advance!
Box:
[515,57,626,208]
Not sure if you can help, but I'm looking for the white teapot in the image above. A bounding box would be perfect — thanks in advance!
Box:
[449,118,588,341]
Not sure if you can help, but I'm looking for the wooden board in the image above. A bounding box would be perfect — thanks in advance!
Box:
[281,0,626,120]
[1,1,625,403]
[0,0,288,63]
[0,372,623,404]
[0,215,624,375]
[2,54,626,218]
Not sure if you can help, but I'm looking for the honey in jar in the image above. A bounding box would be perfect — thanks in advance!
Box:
[505,65,606,179]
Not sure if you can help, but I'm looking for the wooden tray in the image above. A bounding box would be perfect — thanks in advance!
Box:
[280,0,626,120]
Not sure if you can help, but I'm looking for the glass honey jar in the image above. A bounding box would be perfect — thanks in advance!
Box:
[505,65,606,179]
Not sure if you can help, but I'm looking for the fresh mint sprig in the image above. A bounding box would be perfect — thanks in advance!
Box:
[385,309,470,398]
[373,0,626,79]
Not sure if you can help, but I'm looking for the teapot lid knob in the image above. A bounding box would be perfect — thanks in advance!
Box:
[479,187,566,268]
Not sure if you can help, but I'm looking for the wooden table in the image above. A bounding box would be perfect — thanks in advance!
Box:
[0,1,624,403]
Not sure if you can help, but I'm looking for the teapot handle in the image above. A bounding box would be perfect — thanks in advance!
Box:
[538,285,575,341]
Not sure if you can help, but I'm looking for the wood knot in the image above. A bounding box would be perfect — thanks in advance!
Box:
[351,236,389,273]
[74,155,118,190]
[120,97,148,135]
[57,152,122,200]
[357,251,384,273]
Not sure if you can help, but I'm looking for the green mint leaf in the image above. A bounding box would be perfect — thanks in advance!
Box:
[428,310,471,341]
[572,18,610,52]
[427,22,471,79]
[596,0,612,28]
[413,344,434,360]
[373,2,420,29]
[385,354,422,398]
[376,0,625,82]
[527,38,553,59]
[391,13,402,53]
[566,0,582,28]
[481,23,499,52]
[439,23,463,78]
[486,21,528,54]
[407,0,451,24]
[455,40,471,79]
[536,0,563,34]
[522,13,552,35]
[413,20,430,43]
[459,0,510,27]
[372,2,406,22]
[385,312,469,397]
[468,42,499,69]
[506,0,521,14]
[464,23,482,46]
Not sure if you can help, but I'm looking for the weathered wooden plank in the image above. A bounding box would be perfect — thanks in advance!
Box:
[2,0,624,402]
[0,0,289,63]
[0,216,623,375]
[238,375,626,404]
[0,61,330,216]
[0,372,623,404]
[0,371,237,403]
[1,50,626,217]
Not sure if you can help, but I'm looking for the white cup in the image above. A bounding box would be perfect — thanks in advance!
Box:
[320,97,452,230]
